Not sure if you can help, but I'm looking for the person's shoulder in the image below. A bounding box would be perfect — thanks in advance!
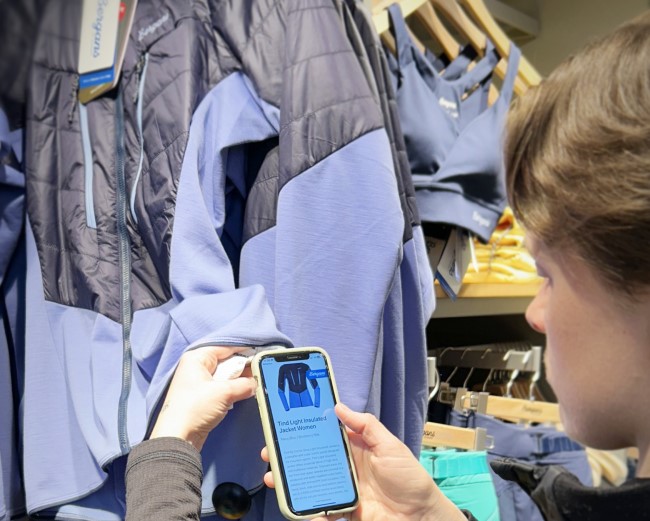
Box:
[556,473,650,521]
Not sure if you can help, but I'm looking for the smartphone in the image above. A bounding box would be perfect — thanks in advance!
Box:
[252,347,359,520]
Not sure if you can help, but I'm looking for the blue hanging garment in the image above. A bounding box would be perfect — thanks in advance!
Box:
[386,2,521,242]
[386,41,480,87]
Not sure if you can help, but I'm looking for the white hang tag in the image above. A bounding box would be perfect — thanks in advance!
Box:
[78,0,121,75]
[436,228,459,300]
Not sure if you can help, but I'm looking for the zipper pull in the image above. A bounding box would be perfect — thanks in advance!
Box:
[68,74,80,125]
[133,54,146,104]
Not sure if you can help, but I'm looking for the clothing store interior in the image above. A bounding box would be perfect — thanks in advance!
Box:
[1,0,649,520]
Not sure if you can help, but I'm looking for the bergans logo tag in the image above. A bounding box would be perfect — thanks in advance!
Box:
[92,0,110,57]
[439,97,459,119]
[78,0,120,75]
[472,211,490,228]
[138,12,170,41]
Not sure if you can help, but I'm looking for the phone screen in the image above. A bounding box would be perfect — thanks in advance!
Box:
[259,351,358,516]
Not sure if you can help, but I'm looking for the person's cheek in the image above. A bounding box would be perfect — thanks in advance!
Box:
[543,347,552,382]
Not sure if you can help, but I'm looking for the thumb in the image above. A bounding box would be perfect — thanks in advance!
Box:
[335,403,387,449]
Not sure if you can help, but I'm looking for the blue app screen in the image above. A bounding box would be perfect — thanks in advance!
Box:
[260,352,357,514]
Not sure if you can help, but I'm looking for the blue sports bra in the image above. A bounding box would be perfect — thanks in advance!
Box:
[386,42,480,87]
[386,3,521,242]
[425,44,480,80]
[386,38,494,142]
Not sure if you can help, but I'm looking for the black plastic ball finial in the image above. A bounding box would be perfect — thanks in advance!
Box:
[212,482,252,520]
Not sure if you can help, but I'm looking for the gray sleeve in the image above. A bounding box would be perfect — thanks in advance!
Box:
[125,437,203,521]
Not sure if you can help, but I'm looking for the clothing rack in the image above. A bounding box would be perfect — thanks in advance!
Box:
[435,344,542,374]
[431,345,560,424]
[372,0,540,97]
[460,0,542,85]
[372,0,428,34]
[427,344,543,402]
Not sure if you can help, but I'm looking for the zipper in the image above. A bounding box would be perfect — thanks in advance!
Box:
[78,102,97,229]
[115,90,133,454]
[130,53,150,225]
[68,74,79,125]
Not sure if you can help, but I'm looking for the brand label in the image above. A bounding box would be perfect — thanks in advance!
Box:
[138,12,170,41]
[78,0,120,75]
[522,405,542,415]
[472,210,490,228]
[439,97,459,119]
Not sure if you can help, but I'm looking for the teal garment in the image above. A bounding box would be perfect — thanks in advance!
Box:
[419,449,500,521]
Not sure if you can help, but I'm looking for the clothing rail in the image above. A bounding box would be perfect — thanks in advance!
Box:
[435,345,542,374]
[437,384,562,425]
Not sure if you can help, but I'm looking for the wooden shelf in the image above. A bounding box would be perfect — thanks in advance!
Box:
[432,280,542,318]
[434,280,543,299]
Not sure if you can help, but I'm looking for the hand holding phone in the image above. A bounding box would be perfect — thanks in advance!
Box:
[263,403,466,521]
[252,347,359,520]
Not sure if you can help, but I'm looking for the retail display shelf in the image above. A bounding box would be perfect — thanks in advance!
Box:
[432,280,543,318]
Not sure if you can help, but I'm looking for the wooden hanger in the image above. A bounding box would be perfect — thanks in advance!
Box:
[373,0,499,104]
[372,0,428,34]
[431,0,485,49]
[430,0,528,97]
[374,0,459,59]
[374,0,428,55]
[414,2,459,59]
[436,346,561,425]
[382,24,428,55]
[374,0,442,59]
[438,383,562,425]
[460,0,542,86]
[411,2,500,109]
[458,392,562,425]
[425,362,493,452]
[423,422,493,450]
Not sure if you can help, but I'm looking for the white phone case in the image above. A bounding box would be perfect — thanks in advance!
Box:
[252,346,359,520]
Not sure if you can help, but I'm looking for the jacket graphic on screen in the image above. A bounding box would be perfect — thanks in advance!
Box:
[277,363,320,411]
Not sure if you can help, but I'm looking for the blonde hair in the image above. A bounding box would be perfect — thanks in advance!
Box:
[505,11,650,294]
